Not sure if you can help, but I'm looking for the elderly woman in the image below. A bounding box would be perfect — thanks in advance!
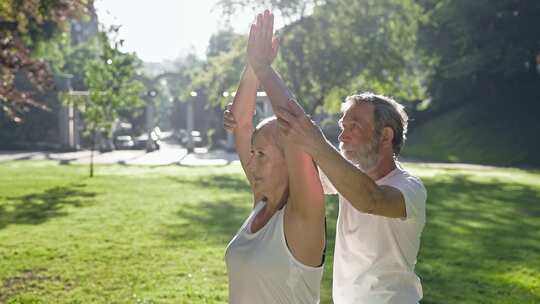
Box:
[223,11,326,304]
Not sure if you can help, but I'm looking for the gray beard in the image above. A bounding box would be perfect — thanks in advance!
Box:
[339,139,380,172]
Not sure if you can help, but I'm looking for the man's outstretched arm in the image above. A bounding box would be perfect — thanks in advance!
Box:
[274,105,407,219]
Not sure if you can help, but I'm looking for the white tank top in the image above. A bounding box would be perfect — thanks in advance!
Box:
[225,201,324,304]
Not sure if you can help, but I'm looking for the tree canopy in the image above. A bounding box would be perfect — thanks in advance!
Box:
[209,0,539,118]
[0,0,92,122]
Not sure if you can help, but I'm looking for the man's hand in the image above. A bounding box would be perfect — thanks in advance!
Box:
[275,100,327,156]
[223,103,237,133]
[247,10,279,72]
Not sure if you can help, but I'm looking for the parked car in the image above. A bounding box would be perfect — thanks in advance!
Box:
[179,129,204,148]
[113,135,135,150]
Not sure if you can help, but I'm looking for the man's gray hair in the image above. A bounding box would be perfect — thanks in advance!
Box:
[341,92,408,156]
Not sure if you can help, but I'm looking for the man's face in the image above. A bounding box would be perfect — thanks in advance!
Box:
[338,102,381,171]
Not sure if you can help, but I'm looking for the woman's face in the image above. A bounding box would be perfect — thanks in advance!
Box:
[247,127,288,201]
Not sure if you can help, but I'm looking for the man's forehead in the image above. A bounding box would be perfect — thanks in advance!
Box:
[341,102,374,122]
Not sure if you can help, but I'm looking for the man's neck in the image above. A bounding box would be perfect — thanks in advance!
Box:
[367,156,397,181]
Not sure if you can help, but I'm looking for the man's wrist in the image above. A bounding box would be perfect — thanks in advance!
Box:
[311,135,333,162]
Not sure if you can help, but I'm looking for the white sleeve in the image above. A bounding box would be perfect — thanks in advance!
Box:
[318,167,338,195]
[393,176,427,221]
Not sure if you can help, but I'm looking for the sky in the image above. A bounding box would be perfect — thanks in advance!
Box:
[94,0,284,63]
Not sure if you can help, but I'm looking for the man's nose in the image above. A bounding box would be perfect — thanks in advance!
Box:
[339,130,351,143]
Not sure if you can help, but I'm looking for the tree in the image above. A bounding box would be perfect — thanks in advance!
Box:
[66,29,145,177]
[189,31,246,107]
[216,0,323,20]
[418,0,540,114]
[0,0,91,122]
[216,0,431,114]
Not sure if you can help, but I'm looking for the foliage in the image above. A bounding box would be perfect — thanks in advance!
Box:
[215,0,540,123]
[81,30,145,135]
[216,0,323,20]
[213,0,433,114]
[0,0,92,122]
[418,0,540,115]
[188,31,247,108]
[163,54,204,104]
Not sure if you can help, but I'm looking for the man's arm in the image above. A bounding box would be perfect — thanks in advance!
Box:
[314,140,406,218]
[275,108,407,218]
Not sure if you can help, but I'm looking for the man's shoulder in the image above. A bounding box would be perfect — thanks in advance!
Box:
[384,166,424,187]
[382,167,427,202]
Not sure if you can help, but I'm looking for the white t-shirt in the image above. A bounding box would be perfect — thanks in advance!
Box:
[321,163,427,304]
[225,201,324,304]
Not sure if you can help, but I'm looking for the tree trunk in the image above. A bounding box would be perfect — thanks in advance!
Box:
[90,128,95,178]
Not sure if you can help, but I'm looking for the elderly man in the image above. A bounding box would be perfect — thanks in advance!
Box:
[224,11,427,304]
[275,93,427,304]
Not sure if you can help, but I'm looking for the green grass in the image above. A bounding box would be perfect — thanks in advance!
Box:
[0,161,539,303]
[404,103,540,167]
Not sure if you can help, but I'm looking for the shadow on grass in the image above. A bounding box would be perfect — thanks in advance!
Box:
[163,174,253,246]
[167,174,251,193]
[164,200,249,245]
[163,171,540,302]
[163,174,340,245]
[418,174,540,303]
[0,183,98,229]
[0,268,73,303]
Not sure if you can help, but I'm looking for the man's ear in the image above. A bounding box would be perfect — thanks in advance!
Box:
[381,127,394,149]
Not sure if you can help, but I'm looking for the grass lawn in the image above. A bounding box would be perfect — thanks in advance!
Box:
[404,103,540,168]
[0,161,539,303]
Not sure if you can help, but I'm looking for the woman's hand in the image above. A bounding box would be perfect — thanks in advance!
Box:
[223,103,237,133]
[247,10,279,72]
